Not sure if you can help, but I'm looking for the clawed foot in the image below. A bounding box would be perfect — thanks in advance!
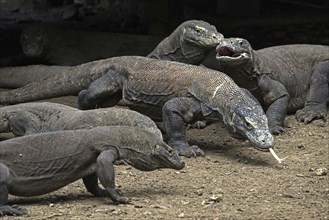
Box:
[188,121,208,129]
[170,143,205,158]
[269,123,286,135]
[108,189,131,204]
[295,105,327,124]
[0,204,28,216]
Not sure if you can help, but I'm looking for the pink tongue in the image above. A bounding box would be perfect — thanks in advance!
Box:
[217,47,234,56]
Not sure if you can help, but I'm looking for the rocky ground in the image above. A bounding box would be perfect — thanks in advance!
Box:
[2,96,328,220]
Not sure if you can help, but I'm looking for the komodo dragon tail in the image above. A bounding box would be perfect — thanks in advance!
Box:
[0,60,111,104]
[0,65,68,89]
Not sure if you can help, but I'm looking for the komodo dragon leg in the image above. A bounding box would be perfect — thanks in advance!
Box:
[162,97,205,158]
[8,111,42,136]
[296,60,329,123]
[0,163,28,216]
[96,149,130,204]
[78,69,122,110]
[83,173,108,197]
[257,75,290,135]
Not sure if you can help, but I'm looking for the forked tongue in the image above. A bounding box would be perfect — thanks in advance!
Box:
[269,148,288,163]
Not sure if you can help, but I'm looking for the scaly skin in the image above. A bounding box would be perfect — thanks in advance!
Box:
[0,56,273,157]
[0,65,67,89]
[0,102,162,138]
[204,37,329,134]
[147,20,223,65]
[0,126,184,216]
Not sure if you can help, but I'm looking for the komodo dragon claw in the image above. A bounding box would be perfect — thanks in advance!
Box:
[0,205,28,216]
[295,105,327,124]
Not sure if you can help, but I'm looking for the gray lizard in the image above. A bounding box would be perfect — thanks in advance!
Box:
[203,37,329,134]
[0,126,184,216]
[147,20,223,65]
[0,102,161,138]
[0,56,273,157]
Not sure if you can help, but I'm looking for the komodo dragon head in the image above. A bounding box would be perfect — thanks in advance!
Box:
[215,37,254,65]
[124,139,185,171]
[180,20,223,49]
[20,23,49,57]
[224,103,274,151]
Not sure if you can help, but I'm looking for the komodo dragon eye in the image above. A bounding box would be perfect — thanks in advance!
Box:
[245,121,253,130]
[238,40,244,46]
[245,117,255,130]
[194,26,205,35]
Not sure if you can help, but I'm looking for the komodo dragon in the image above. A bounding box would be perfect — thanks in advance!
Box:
[0,56,273,157]
[0,20,221,89]
[147,20,223,65]
[0,22,161,67]
[202,38,329,134]
[0,126,184,216]
[0,102,161,138]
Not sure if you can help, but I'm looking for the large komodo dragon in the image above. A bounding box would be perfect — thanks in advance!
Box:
[0,126,184,216]
[203,38,329,134]
[0,20,221,89]
[0,102,161,138]
[0,56,273,157]
[0,22,161,67]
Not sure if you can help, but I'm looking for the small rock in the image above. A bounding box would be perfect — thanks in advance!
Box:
[152,204,167,209]
[210,194,223,202]
[194,190,203,196]
[111,209,121,215]
[297,144,305,149]
[134,204,143,208]
[315,168,327,176]
[178,213,185,218]
[49,203,54,207]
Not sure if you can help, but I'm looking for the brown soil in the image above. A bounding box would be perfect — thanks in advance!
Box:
[2,97,328,220]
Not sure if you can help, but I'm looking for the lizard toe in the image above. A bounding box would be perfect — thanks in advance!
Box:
[188,121,208,129]
[0,205,28,216]
[269,124,286,135]
[190,145,205,157]
[296,106,327,124]
[108,189,131,204]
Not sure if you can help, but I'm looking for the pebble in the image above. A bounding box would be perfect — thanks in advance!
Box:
[297,144,305,149]
[315,168,327,176]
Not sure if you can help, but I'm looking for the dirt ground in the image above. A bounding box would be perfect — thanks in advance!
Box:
[2,97,328,220]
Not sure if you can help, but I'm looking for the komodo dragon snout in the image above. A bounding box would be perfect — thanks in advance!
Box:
[227,105,274,151]
[125,141,185,171]
[216,38,252,64]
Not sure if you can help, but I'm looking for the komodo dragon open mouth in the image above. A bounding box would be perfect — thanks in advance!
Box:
[215,46,250,62]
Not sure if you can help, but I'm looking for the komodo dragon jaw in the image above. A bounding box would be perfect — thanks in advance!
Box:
[125,143,185,171]
[215,38,252,64]
[227,105,274,151]
[182,21,223,48]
